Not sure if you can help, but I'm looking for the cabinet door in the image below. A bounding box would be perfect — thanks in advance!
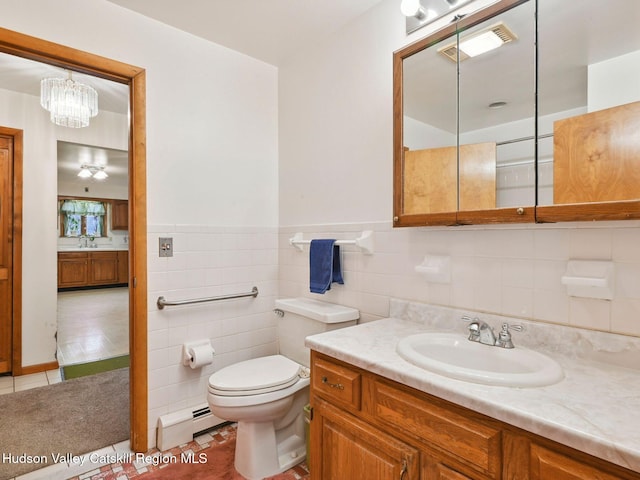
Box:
[531,444,624,480]
[89,252,119,285]
[311,398,419,480]
[111,200,128,230]
[423,459,476,480]
[58,253,89,288]
[117,250,128,284]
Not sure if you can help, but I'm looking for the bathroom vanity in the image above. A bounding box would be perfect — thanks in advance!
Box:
[306,301,640,479]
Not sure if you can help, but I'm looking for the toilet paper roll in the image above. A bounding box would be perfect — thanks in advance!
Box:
[188,344,214,369]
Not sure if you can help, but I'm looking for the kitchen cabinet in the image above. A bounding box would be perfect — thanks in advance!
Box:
[58,251,128,289]
[57,252,89,288]
[310,351,640,480]
[117,250,128,284]
[111,200,128,230]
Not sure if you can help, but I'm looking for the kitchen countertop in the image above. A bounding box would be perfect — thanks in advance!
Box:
[58,247,129,252]
[305,299,640,473]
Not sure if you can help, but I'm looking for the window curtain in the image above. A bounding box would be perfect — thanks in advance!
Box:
[60,200,106,237]
[64,214,82,236]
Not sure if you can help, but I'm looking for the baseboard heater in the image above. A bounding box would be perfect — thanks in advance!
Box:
[157,403,225,451]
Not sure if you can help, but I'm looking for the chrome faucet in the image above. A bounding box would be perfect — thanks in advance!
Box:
[462,316,523,348]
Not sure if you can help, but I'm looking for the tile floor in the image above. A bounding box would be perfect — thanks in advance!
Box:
[8,423,310,480]
[0,287,129,396]
[57,287,129,366]
[0,369,62,395]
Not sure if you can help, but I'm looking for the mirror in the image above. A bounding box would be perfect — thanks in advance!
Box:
[536,0,640,222]
[394,0,640,226]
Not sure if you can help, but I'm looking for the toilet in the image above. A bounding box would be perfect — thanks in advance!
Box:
[207,297,359,480]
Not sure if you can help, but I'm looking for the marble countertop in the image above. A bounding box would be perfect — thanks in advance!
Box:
[305,300,640,473]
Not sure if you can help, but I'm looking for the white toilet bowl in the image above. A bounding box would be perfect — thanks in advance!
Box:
[207,298,359,479]
[207,355,310,480]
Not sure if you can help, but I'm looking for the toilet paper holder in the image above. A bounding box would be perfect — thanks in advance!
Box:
[182,340,214,366]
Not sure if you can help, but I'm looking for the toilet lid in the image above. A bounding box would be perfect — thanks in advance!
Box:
[208,355,302,396]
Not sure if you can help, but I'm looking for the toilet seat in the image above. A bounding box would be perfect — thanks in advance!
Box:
[209,355,302,396]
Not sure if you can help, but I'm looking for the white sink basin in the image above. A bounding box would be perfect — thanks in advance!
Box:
[396,332,563,387]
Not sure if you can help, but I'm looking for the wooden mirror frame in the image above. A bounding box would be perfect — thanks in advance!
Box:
[393,0,640,227]
[0,27,149,451]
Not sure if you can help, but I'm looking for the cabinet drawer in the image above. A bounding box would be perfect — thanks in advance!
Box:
[58,252,88,259]
[371,380,501,478]
[312,356,361,411]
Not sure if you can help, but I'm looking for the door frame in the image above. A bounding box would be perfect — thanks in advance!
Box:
[0,27,148,452]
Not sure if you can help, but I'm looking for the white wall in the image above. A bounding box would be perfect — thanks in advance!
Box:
[278,0,640,339]
[588,50,640,112]
[1,0,279,446]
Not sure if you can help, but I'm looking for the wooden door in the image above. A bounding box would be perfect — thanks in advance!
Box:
[0,135,13,373]
[311,398,419,480]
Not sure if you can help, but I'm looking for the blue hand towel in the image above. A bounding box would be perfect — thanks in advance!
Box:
[309,239,344,294]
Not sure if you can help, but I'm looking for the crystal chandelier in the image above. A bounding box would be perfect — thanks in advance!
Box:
[40,71,98,128]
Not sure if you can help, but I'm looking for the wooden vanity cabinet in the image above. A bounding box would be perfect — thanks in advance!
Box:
[310,351,640,480]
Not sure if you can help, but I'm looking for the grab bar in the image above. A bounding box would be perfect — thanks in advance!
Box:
[157,286,259,310]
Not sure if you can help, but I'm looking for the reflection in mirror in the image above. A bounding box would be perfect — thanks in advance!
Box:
[400,0,535,223]
[403,32,458,215]
[458,0,535,211]
[538,0,640,207]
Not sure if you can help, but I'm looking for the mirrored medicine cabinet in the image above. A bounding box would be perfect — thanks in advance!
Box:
[393,0,640,227]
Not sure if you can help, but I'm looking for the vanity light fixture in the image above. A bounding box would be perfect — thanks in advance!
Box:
[401,0,427,19]
[77,165,108,180]
[401,0,473,35]
[40,70,98,128]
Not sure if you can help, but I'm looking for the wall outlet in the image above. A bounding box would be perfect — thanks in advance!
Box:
[159,237,173,257]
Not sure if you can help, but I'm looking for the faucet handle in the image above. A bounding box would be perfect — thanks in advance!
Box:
[496,323,524,348]
[502,322,524,333]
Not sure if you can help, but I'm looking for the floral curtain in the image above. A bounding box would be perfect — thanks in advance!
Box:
[60,200,106,237]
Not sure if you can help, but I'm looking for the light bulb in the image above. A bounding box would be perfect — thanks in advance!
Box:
[77,167,92,178]
[400,0,421,17]
[93,169,108,180]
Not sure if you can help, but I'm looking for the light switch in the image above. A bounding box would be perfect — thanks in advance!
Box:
[159,237,173,257]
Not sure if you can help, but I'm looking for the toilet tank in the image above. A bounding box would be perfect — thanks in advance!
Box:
[274,298,359,368]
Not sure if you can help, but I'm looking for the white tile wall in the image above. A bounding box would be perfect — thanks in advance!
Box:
[146,220,640,447]
[278,221,640,337]
[146,224,279,447]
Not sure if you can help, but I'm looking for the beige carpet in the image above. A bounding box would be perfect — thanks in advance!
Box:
[0,367,129,480]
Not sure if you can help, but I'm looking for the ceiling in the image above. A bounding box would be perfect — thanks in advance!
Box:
[105,0,387,67]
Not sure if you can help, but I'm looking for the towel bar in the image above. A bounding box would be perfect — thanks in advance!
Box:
[289,230,374,254]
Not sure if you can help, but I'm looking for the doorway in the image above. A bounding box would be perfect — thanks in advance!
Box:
[0,26,148,451]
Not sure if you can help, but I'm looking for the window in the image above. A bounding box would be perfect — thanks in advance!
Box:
[59,199,106,237]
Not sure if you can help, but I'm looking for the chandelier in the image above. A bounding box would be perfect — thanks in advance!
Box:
[40,71,98,128]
